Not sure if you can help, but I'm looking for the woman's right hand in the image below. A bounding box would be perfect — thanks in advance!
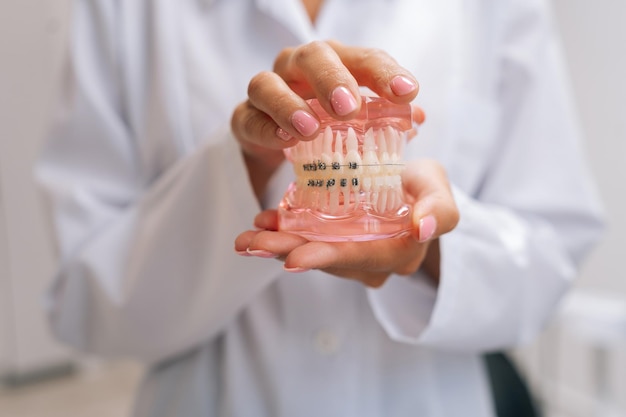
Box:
[230,40,422,200]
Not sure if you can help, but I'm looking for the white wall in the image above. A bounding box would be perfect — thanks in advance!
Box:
[517,2,626,417]
[555,0,626,292]
[0,0,72,376]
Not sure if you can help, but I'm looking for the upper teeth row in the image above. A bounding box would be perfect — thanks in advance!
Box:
[290,126,406,178]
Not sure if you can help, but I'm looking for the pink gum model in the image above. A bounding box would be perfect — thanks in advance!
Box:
[278,96,415,242]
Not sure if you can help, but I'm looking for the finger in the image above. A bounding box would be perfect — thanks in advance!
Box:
[231,100,301,155]
[234,230,261,254]
[246,71,321,140]
[319,267,391,288]
[412,104,426,125]
[253,209,279,231]
[274,41,362,119]
[275,41,419,120]
[247,230,310,258]
[284,238,423,275]
[402,160,459,242]
[406,105,426,141]
[328,40,419,103]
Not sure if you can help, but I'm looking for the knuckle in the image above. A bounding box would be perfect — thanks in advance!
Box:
[241,111,259,137]
[360,48,393,68]
[270,99,295,123]
[362,47,389,63]
[293,40,328,66]
[359,48,397,85]
[247,71,275,98]
[242,111,271,139]
[311,66,344,86]
[325,39,343,50]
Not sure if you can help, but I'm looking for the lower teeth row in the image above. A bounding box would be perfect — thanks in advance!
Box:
[289,126,407,215]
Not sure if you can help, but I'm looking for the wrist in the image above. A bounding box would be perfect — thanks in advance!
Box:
[243,150,284,201]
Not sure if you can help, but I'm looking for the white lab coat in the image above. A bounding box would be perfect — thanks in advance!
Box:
[36,0,605,416]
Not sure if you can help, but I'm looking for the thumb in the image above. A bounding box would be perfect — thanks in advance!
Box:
[401,160,459,242]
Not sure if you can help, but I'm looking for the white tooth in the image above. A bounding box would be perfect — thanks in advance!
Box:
[332,131,344,172]
[289,142,299,163]
[304,140,313,163]
[378,188,387,213]
[312,132,323,160]
[333,130,343,153]
[370,176,381,211]
[290,143,302,177]
[384,127,397,175]
[379,176,389,213]
[329,187,340,215]
[385,176,396,211]
[342,188,351,213]
[363,128,380,175]
[323,126,333,153]
[391,176,403,210]
[396,128,405,162]
[362,176,372,208]
[377,128,390,175]
[345,127,362,172]
[321,133,333,181]
[387,127,397,161]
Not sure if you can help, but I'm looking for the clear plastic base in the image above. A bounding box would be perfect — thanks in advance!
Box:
[278,182,412,242]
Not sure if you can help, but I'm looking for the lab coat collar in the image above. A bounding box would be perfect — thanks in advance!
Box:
[200,0,395,7]
[199,0,396,42]
[252,0,396,42]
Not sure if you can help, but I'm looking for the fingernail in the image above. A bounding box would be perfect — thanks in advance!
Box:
[236,250,252,257]
[291,110,319,137]
[246,248,278,258]
[283,265,310,273]
[276,127,292,141]
[391,75,417,96]
[418,215,437,242]
[330,86,358,116]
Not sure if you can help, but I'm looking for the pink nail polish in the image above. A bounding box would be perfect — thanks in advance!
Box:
[276,127,292,141]
[391,76,417,96]
[246,249,278,258]
[330,86,358,116]
[236,250,252,257]
[418,215,437,242]
[283,265,310,273]
[291,110,320,137]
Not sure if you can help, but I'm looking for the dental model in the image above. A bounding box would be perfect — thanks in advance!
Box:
[278,96,415,241]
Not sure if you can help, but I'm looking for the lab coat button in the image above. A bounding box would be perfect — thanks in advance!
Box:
[314,329,340,355]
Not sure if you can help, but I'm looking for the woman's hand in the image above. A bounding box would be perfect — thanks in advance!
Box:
[231,40,422,200]
[234,160,459,288]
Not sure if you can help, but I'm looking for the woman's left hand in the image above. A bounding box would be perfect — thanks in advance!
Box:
[235,159,459,288]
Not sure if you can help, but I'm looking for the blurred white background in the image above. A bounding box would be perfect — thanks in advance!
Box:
[0,1,624,417]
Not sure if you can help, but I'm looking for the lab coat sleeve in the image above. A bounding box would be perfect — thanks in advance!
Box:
[367,0,605,352]
[35,1,282,363]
